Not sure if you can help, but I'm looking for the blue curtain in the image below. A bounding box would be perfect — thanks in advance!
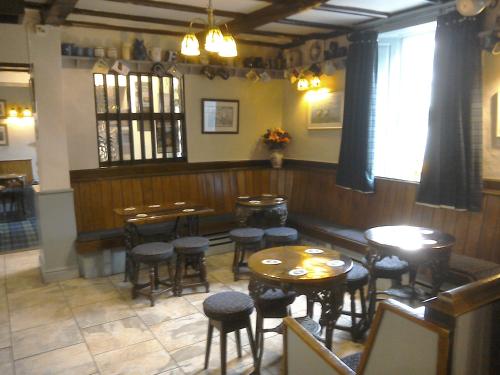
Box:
[336,31,378,193]
[417,12,483,211]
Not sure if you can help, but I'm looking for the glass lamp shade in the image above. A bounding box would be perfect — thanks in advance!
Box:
[205,27,224,52]
[297,77,309,91]
[8,108,18,117]
[311,75,321,88]
[218,34,237,57]
[181,33,200,56]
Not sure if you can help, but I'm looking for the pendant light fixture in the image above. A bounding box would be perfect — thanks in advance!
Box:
[181,0,237,57]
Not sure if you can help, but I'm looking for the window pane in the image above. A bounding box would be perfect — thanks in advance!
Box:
[94,74,106,114]
[129,75,140,113]
[97,120,108,163]
[162,77,171,113]
[143,120,153,159]
[118,75,129,112]
[173,77,182,113]
[141,76,150,112]
[154,120,173,158]
[121,120,131,161]
[109,120,120,161]
[106,75,117,113]
[175,119,183,158]
[152,76,161,113]
[132,120,142,160]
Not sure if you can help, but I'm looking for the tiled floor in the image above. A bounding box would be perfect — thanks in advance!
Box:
[0,249,364,375]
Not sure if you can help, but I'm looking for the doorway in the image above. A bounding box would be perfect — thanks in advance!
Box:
[0,63,39,252]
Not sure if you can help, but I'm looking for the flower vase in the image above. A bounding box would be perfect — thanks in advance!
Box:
[270,150,284,169]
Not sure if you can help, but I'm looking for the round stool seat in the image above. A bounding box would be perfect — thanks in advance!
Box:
[203,291,254,321]
[347,263,369,290]
[373,256,409,279]
[230,228,264,244]
[256,288,296,312]
[264,227,298,242]
[173,236,209,254]
[131,242,174,262]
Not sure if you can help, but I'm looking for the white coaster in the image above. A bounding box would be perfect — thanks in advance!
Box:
[262,194,273,197]
[182,208,195,213]
[128,218,138,222]
[174,201,186,205]
[289,268,307,276]
[148,204,161,208]
[124,207,136,211]
[275,198,284,202]
[305,248,324,254]
[326,260,345,267]
[249,200,261,204]
[136,213,148,218]
[420,229,434,235]
[238,196,250,199]
[262,259,282,265]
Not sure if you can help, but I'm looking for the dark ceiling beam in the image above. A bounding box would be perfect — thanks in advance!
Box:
[43,0,78,25]
[71,8,298,39]
[103,0,242,19]
[62,20,285,48]
[224,0,331,35]
[315,4,388,19]
[277,18,350,31]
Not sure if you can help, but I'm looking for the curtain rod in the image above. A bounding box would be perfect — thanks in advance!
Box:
[355,2,457,33]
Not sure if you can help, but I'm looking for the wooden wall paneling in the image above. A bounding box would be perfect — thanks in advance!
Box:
[111,179,125,229]
[269,169,279,194]
[150,176,164,204]
[451,211,470,255]
[213,172,226,213]
[141,176,154,206]
[0,159,33,184]
[463,206,484,259]
[409,203,425,227]
[400,183,417,224]
[72,182,83,232]
[100,180,115,230]
[477,195,500,262]
[222,171,235,212]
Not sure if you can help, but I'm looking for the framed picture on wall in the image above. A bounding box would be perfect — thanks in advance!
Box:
[202,99,239,134]
[0,100,6,119]
[0,125,8,146]
[307,91,344,130]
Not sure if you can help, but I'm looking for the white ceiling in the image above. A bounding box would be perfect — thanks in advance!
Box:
[33,0,440,47]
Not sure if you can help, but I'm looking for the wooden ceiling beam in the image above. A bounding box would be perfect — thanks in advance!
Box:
[43,0,78,25]
[315,4,388,19]
[225,0,332,34]
[277,18,350,31]
[62,20,285,48]
[71,8,298,39]
[103,0,242,19]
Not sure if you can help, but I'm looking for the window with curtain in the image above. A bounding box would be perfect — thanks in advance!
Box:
[374,22,436,182]
[93,73,186,166]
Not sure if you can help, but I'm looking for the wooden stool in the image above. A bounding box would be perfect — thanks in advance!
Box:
[335,262,369,341]
[229,227,264,281]
[203,291,257,375]
[172,236,210,296]
[130,242,175,307]
[264,227,298,247]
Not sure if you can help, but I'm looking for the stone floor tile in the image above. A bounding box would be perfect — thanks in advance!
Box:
[133,296,198,326]
[7,283,65,311]
[10,301,73,332]
[0,347,14,375]
[5,269,45,294]
[63,282,122,308]
[0,323,10,349]
[82,316,153,355]
[94,339,177,375]
[151,312,217,352]
[12,319,83,360]
[14,343,97,375]
[72,297,136,328]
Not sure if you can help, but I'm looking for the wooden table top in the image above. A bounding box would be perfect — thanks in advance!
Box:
[248,246,352,284]
[364,225,455,252]
[114,202,214,224]
[235,194,287,207]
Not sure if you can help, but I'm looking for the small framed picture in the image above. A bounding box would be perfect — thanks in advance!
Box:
[308,91,344,130]
[0,124,8,146]
[0,100,6,119]
[202,99,239,134]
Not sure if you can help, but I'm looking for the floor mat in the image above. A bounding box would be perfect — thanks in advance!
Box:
[0,216,39,251]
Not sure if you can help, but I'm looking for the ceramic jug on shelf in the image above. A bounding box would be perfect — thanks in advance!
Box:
[148,47,162,62]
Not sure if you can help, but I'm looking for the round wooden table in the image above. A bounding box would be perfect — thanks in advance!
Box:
[364,225,455,320]
[235,194,288,227]
[248,245,352,350]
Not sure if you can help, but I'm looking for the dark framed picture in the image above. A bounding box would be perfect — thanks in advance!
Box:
[202,99,239,134]
[0,124,8,146]
[0,100,6,119]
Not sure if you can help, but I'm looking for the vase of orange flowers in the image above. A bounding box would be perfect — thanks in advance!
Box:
[262,128,291,168]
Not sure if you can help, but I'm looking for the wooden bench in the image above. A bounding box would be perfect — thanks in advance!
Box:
[287,212,500,286]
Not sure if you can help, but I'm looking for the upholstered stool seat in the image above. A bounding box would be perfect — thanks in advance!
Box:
[342,351,362,371]
[172,236,209,254]
[230,228,264,280]
[372,256,409,279]
[130,242,175,306]
[264,227,298,246]
[336,262,369,341]
[256,288,296,315]
[173,236,210,296]
[203,292,257,375]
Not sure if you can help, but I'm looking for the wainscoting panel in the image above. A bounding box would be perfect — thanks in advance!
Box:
[70,161,500,262]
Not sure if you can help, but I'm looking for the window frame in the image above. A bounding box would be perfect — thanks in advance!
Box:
[92,72,187,166]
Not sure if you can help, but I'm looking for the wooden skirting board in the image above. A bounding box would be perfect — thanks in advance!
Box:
[70,160,500,263]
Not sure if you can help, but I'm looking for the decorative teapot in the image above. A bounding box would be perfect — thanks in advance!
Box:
[132,39,147,60]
